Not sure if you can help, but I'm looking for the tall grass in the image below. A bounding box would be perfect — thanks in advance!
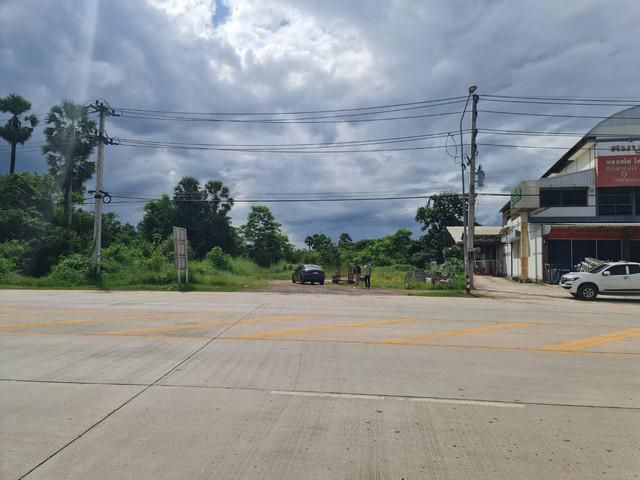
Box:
[0,255,296,291]
[0,254,464,292]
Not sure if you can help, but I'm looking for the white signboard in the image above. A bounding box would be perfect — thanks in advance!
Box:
[173,226,189,283]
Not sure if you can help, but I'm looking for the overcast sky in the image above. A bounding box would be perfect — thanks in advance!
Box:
[1,0,639,245]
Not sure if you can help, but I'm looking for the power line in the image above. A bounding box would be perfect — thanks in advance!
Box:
[116,141,458,154]
[118,130,457,149]
[478,128,640,138]
[482,109,640,120]
[484,94,640,104]
[81,194,435,205]
[118,110,464,124]
[119,100,466,121]
[115,96,468,116]
[482,97,640,107]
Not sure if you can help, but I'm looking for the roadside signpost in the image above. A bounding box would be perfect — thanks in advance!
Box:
[173,226,189,285]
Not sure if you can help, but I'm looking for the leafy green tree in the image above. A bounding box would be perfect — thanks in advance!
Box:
[172,177,237,258]
[42,101,97,225]
[306,233,339,266]
[310,233,332,251]
[414,194,466,264]
[240,206,291,267]
[0,94,39,174]
[0,173,56,242]
[140,177,237,258]
[140,194,175,240]
[349,229,413,266]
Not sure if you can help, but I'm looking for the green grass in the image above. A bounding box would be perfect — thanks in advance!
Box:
[0,257,295,292]
[366,265,465,291]
[0,260,466,294]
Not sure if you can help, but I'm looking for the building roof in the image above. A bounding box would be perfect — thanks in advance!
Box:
[540,105,640,178]
[446,226,503,243]
[550,223,640,228]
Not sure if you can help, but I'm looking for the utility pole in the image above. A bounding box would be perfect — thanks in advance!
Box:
[89,100,117,274]
[466,92,479,292]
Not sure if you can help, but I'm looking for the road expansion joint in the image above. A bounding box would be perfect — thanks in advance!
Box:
[151,383,640,412]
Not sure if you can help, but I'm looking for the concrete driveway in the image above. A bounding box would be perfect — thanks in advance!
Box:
[475,276,569,299]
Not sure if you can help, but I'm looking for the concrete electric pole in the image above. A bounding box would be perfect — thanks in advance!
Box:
[466,91,479,291]
[90,100,117,274]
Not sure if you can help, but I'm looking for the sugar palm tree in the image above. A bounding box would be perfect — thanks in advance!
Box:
[42,101,96,225]
[0,94,39,174]
[304,235,314,251]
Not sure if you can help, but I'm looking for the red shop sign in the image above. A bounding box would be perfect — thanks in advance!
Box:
[596,155,640,187]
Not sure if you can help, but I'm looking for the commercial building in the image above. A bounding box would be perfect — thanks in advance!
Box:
[501,106,640,282]
[445,226,504,276]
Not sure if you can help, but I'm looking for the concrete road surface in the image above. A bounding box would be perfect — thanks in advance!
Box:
[1,287,639,479]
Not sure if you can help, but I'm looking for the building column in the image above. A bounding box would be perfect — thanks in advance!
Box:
[542,230,549,283]
[520,213,529,280]
[623,228,631,260]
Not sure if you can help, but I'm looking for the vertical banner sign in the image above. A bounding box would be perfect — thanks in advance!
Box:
[173,226,189,284]
[596,141,640,187]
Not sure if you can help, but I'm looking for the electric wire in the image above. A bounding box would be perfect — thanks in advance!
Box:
[117,110,464,124]
[115,96,468,116]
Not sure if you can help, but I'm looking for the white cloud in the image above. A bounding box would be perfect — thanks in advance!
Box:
[2,0,640,244]
[147,0,216,37]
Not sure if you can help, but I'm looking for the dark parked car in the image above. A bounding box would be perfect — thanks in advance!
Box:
[292,264,325,285]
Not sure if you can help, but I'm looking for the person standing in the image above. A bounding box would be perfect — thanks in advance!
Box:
[353,263,361,288]
[363,261,372,289]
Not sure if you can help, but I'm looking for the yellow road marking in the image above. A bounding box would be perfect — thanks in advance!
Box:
[542,327,640,352]
[101,320,233,336]
[0,319,105,330]
[0,312,312,333]
[230,318,416,339]
[381,322,534,345]
[1,330,638,356]
[0,311,237,330]
[98,315,314,336]
[240,314,314,325]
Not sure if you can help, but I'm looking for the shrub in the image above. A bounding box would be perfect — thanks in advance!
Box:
[206,246,233,271]
[441,258,464,277]
[101,244,145,273]
[146,248,170,272]
[443,245,463,261]
[49,254,91,285]
[0,256,15,279]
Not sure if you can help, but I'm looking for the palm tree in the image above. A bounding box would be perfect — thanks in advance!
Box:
[0,94,39,174]
[42,101,96,225]
[304,235,314,251]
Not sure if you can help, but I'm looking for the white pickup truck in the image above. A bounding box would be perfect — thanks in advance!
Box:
[559,261,640,300]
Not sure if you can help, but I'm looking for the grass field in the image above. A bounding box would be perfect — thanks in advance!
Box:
[0,259,464,293]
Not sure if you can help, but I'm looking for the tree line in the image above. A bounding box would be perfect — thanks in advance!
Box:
[0,93,466,280]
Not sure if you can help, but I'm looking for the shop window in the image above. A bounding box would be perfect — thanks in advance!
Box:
[597,187,638,216]
[548,240,571,269]
[540,188,588,208]
[572,240,597,267]
[631,241,640,262]
[597,240,622,262]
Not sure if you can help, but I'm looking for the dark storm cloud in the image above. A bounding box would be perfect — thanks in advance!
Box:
[1,0,639,244]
